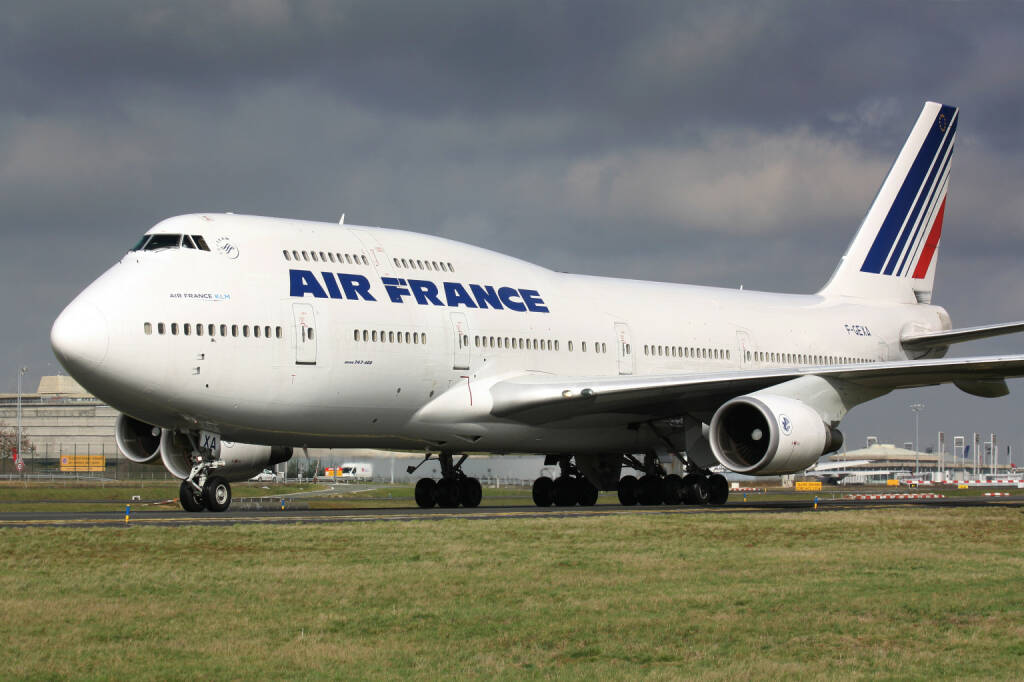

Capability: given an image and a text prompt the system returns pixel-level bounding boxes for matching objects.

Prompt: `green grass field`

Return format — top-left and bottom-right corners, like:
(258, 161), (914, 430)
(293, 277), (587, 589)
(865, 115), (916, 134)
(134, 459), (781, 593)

(1, 506), (1022, 680)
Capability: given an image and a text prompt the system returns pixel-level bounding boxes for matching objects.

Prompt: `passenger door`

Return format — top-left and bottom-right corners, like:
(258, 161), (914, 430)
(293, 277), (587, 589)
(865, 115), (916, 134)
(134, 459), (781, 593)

(450, 312), (470, 371)
(293, 303), (317, 365)
(614, 322), (633, 375)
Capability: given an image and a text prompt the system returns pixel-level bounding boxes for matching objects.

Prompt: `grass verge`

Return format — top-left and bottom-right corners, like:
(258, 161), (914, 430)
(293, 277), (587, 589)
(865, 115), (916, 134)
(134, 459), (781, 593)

(1, 507), (1022, 679)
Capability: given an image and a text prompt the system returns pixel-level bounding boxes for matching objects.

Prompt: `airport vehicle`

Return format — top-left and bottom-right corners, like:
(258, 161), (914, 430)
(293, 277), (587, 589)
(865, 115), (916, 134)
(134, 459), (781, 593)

(51, 101), (1024, 512)
(339, 463), (373, 481)
(250, 469), (276, 482)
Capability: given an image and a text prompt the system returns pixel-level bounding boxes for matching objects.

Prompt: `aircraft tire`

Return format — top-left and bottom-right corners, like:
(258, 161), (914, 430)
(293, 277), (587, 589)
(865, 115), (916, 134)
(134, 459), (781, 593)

(531, 477), (554, 507)
(682, 474), (709, 505)
(637, 474), (663, 505)
(553, 476), (579, 506)
(707, 474), (729, 506)
(435, 478), (461, 508)
(662, 474), (685, 505)
(461, 477), (483, 508)
(179, 480), (205, 512)
(204, 476), (232, 512)
(414, 478), (437, 508)
(617, 475), (638, 506)
(578, 478), (599, 506)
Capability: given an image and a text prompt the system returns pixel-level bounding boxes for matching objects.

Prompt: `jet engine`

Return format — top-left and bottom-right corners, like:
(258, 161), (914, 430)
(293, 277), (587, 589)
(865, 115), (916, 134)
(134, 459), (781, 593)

(708, 394), (843, 475)
(114, 414), (162, 464)
(159, 429), (293, 481)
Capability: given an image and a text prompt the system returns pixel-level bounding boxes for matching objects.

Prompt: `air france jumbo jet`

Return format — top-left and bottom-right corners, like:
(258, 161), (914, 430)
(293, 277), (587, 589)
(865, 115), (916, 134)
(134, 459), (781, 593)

(51, 102), (1024, 513)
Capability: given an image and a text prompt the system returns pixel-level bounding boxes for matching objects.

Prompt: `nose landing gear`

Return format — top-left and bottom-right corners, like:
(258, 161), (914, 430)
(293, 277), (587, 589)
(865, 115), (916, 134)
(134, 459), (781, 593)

(177, 432), (232, 513)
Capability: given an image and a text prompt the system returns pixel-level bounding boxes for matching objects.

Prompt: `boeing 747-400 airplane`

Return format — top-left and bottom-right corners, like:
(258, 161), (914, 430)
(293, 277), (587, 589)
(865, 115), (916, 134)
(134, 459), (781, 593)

(51, 101), (1024, 512)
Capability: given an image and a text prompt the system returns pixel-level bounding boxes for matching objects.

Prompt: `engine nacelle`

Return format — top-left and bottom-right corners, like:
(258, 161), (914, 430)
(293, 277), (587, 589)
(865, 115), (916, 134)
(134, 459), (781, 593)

(115, 414), (162, 464)
(159, 430), (293, 481)
(709, 394), (843, 475)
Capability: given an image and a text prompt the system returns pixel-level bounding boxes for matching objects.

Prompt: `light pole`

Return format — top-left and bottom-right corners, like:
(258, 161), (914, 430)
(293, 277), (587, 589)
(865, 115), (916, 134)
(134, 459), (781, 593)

(910, 403), (924, 475)
(17, 367), (28, 473)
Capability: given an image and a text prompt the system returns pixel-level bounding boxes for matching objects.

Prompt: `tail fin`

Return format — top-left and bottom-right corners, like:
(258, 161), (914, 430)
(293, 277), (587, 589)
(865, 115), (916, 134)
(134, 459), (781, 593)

(819, 101), (957, 303)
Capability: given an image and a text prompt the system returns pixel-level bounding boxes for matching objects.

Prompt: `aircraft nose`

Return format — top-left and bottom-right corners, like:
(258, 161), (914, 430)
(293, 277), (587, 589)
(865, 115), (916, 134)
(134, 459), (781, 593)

(51, 299), (110, 372)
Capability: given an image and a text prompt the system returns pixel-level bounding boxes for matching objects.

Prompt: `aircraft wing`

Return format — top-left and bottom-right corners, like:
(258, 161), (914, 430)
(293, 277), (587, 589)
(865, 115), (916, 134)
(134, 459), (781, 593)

(901, 321), (1024, 351)
(489, 354), (1024, 423)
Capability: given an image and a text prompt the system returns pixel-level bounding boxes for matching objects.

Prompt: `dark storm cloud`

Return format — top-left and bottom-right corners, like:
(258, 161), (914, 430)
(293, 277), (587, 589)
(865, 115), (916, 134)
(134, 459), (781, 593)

(2, 0), (1024, 451)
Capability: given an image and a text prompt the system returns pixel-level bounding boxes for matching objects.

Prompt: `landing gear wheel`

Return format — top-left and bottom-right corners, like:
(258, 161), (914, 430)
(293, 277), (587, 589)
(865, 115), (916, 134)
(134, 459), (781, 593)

(578, 478), (599, 506)
(682, 473), (709, 505)
(707, 474), (729, 506)
(414, 478), (437, 509)
(435, 478), (461, 508)
(532, 477), (554, 507)
(553, 476), (579, 506)
(179, 480), (205, 512)
(637, 474), (664, 505)
(662, 474), (685, 505)
(461, 477), (482, 508)
(203, 476), (231, 512)
(617, 475), (638, 506)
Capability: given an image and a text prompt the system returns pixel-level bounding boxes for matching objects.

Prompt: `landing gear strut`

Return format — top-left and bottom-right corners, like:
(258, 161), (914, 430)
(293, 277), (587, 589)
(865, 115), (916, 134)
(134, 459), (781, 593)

(411, 452), (482, 509)
(531, 456), (598, 507)
(177, 433), (231, 513)
(615, 452), (729, 507)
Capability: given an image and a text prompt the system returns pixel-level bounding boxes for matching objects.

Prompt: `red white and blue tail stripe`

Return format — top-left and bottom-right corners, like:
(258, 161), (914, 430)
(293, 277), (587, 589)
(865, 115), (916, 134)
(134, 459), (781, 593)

(821, 102), (957, 303)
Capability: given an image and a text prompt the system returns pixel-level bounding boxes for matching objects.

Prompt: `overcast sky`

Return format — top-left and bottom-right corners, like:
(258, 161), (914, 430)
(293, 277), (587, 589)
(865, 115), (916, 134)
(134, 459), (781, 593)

(2, 1), (1024, 461)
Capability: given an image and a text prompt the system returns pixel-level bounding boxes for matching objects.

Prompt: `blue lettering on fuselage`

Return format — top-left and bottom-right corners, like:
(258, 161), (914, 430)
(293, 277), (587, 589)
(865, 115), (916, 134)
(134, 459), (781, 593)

(289, 269), (548, 313)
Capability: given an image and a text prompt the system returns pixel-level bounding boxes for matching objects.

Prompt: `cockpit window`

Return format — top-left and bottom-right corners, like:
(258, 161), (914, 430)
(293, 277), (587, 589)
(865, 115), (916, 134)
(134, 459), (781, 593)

(142, 234), (183, 251)
(131, 233), (213, 252)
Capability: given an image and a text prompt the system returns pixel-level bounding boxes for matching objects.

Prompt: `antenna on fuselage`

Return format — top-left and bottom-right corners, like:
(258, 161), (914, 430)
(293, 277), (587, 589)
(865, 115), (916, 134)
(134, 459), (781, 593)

(338, 214), (346, 225)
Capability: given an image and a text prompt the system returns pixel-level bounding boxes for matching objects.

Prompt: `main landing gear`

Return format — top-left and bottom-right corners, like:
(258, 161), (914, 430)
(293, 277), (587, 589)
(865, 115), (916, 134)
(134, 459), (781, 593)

(616, 455), (729, 507)
(177, 434), (232, 513)
(410, 452), (482, 509)
(531, 456), (599, 507)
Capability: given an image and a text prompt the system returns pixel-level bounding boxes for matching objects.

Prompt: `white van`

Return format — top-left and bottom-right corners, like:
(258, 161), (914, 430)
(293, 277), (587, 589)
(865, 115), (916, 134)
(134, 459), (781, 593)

(339, 463), (373, 481)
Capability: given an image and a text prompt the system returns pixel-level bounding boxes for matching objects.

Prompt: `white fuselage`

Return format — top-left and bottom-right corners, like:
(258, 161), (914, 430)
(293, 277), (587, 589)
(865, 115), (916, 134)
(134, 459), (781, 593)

(54, 213), (950, 455)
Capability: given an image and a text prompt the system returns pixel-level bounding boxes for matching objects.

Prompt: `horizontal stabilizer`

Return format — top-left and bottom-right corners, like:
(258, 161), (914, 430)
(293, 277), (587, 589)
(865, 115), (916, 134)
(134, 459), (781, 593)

(901, 320), (1024, 350)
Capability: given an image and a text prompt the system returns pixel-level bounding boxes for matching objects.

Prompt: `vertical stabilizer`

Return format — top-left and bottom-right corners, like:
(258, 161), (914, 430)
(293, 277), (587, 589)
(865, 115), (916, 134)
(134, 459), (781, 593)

(819, 101), (957, 303)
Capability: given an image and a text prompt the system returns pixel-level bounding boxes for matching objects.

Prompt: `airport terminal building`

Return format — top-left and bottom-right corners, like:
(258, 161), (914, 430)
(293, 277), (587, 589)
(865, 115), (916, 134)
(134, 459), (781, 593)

(0, 375), (121, 474)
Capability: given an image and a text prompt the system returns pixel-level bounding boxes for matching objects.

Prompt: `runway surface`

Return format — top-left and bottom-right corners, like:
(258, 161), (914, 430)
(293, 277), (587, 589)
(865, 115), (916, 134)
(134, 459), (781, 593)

(1, 494), (1021, 528)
